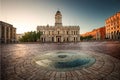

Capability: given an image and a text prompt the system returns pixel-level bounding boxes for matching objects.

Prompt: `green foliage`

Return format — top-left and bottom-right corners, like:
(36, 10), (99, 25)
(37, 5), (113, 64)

(80, 35), (93, 41)
(19, 31), (42, 42)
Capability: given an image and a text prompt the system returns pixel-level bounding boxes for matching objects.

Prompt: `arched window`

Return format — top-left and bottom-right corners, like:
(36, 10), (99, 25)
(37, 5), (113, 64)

(67, 31), (69, 35)
(49, 31), (50, 35)
(52, 31), (54, 35)
(74, 37), (75, 41)
(52, 37), (54, 42)
(58, 31), (59, 34)
(67, 37), (69, 42)
(74, 31), (75, 35)
(41, 38), (43, 42)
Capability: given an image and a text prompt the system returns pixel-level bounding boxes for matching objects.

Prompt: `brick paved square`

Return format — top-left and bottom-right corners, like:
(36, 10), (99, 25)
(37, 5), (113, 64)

(1, 42), (120, 80)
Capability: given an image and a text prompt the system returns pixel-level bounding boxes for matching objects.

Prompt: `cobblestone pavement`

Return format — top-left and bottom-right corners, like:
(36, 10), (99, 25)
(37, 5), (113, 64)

(1, 41), (120, 80)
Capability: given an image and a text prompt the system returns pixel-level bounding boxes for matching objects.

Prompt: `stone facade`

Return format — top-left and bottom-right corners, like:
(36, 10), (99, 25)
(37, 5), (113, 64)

(0, 21), (16, 43)
(37, 11), (80, 42)
(105, 12), (120, 40)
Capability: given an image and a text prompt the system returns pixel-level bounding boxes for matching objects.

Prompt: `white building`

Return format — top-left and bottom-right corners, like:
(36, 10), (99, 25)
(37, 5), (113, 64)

(37, 11), (80, 42)
(16, 34), (24, 42)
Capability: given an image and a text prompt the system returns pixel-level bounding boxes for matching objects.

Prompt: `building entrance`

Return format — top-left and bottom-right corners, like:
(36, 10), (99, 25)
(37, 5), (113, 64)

(56, 36), (61, 42)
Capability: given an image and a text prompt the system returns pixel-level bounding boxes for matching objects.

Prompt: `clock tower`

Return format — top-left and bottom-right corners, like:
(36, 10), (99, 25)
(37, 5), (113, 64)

(55, 10), (62, 27)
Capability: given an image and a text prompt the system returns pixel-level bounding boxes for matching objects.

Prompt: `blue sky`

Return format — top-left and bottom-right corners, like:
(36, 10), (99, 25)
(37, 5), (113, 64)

(1, 0), (120, 34)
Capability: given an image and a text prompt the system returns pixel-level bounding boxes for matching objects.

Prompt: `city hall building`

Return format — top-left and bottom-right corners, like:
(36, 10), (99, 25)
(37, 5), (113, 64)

(37, 11), (80, 42)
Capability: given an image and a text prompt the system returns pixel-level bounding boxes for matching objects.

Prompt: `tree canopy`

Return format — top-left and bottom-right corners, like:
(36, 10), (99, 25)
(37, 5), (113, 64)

(19, 31), (42, 42)
(80, 35), (93, 41)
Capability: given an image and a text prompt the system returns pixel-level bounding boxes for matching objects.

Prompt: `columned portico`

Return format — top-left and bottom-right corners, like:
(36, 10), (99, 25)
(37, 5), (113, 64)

(0, 21), (16, 43)
(0, 25), (1, 43)
(4, 26), (7, 43)
(8, 27), (11, 43)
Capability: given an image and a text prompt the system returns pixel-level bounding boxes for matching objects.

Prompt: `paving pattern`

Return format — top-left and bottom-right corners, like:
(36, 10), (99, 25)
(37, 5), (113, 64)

(1, 42), (120, 80)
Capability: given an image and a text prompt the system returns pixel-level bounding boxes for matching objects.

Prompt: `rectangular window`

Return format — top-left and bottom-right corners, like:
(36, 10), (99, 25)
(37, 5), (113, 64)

(52, 31), (54, 35)
(49, 31), (50, 35)
(67, 31), (69, 35)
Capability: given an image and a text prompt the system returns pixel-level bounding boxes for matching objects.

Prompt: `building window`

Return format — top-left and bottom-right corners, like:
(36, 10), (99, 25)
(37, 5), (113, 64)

(63, 38), (65, 41)
(49, 31), (50, 35)
(72, 31), (73, 35)
(67, 31), (69, 35)
(67, 37), (69, 41)
(74, 31), (75, 35)
(52, 37), (54, 42)
(117, 26), (119, 28)
(58, 31), (59, 34)
(52, 31), (54, 35)
(74, 37), (75, 41)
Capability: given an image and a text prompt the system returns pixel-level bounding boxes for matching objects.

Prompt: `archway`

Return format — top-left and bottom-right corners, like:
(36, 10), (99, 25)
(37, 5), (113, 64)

(52, 37), (54, 42)
(56, 36), (61, 42)
(58, 38), (60, 42)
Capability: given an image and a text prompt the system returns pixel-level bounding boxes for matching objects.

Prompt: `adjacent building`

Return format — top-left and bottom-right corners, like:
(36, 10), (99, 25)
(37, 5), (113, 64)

(81, 29), (96, 39)
(0, 21), (16, 43)
(105, 12), (120, 40)
(96, 27), (106, 40)
(81, 26), (106, 40)
(37, 11), (80, 42)
(16, 34), (24, 42)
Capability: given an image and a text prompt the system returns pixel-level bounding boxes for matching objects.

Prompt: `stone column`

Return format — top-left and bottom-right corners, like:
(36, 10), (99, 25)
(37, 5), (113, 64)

(14, 28), (16, 42)
(54, 36), (56, 42)
(77, 35), (80, 42)
(113, 32), (116, 40)
(12, 28), (16, 42)
(0, 25), (1, 43)
(69, 36), (72, 42)
(11, 28), (13, 42)
(110, 32), (112, 39)
(108, 33), (110, 39)
(4, 26), (7, 43)
(10, 28), (12, 42)
(61, 36), (63, 42)
(77, 29), (80, 41)
(43, 37), (45, 42)
(8, 27), (10, 43)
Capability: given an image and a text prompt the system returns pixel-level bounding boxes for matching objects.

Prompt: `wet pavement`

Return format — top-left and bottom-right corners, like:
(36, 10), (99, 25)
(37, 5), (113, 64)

(1, 41), (120, 80)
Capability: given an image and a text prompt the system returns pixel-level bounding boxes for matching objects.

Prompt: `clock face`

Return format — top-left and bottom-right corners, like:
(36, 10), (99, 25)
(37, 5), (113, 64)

(56, 16), (61, 19)
(56, 16), (62, 23)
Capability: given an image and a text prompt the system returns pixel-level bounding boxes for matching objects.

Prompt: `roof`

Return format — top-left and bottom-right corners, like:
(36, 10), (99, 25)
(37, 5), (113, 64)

(55, 10), (62, 16)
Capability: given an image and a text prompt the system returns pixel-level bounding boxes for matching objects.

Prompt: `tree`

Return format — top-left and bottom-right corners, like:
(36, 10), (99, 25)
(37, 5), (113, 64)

(37, 31), (42, 40)
(80, 35), (93, 41)
(19, 31), (42, 42)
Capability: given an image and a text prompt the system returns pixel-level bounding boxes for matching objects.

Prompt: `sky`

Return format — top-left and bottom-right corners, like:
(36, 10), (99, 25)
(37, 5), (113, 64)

(0, 0), (120, 34)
